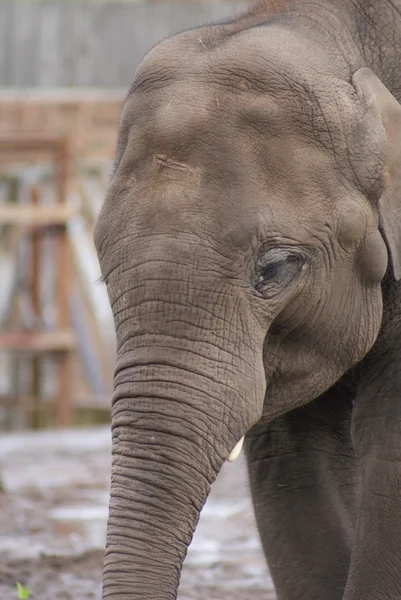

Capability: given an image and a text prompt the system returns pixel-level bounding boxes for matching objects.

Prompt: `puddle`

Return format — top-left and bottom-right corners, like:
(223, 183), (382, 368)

(0, 427), (274, 599)
(50, 504), (108, 548)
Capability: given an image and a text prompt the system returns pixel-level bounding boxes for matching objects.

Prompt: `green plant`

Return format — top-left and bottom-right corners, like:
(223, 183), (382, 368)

(16, 583), (30, 599)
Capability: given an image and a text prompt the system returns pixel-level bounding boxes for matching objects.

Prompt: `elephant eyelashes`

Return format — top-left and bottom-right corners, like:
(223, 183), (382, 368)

(255, 250), (304, 293)
(97, 273), (108, 286)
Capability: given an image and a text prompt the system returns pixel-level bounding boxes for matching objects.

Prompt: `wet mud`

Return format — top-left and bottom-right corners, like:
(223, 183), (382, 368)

(0, 428), (275, 599)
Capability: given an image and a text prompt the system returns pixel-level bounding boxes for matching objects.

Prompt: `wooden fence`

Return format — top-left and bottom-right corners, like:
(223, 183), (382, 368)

(0, 0), (246, 88)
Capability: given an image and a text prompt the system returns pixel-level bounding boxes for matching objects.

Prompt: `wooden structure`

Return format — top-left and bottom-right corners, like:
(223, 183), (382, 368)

(0, 134), (76, 427)
(0, 89), (124, 165)
(0, 92), (120, 431)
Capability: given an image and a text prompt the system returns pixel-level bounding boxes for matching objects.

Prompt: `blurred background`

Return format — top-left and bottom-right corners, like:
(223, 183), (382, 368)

(0, 1), (273, 599)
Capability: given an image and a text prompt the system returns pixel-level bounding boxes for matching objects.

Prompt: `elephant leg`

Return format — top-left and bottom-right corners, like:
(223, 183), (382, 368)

(246, 388), (356, 600)
(343, 356), (401, 600)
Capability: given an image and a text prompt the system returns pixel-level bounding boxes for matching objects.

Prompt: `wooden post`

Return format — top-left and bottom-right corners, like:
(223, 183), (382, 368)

(30, 185), (42, 429)
(55, 139), (74, 427)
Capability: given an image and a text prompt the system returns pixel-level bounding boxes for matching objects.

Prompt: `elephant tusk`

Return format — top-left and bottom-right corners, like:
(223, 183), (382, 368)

(227, 436), (245, 462)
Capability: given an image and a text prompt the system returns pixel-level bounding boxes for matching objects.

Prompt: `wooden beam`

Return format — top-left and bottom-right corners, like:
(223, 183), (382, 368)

(0, 134), (68, 151)
(0, 394), (110, 409)
(0, 205), (74, 226)
(0, 330), (76, 352)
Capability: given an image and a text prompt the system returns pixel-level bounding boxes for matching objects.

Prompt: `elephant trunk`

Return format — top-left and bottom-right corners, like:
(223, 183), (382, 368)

(100, 243), (267, 598)
(102, 353), (243, 599)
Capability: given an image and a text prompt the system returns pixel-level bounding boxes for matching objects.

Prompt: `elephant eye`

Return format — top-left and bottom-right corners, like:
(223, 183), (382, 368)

(255, 250), (304, 293)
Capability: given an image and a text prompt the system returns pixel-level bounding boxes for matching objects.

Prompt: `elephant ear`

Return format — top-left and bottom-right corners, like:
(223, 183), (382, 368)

(352, 67), (401, 280)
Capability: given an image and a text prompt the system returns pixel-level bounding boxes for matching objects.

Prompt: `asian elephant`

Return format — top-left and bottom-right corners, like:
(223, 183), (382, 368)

(94, 0), (401, 598)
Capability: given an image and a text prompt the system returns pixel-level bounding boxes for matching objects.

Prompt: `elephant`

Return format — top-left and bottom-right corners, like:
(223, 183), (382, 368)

(94, 0), (401, 598)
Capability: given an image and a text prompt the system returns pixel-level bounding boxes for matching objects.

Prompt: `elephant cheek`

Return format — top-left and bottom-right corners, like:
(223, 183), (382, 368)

(358, 230), (388, 284)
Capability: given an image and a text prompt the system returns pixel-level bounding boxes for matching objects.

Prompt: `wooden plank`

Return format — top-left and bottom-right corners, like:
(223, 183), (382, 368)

(0, 330), (76, 352)
(5, 2), (16, 87)
(0, 4), (10, 86)
(72, 3), (96, 87)
(0, 133), (67, 150)
(0, 394), (110, 408)
(72, 394), (111, 408)
(0, 205), (75, 226)
(13, 2), (38, 87)
(38, 2), (60, 87)
(95, 4), (124, 87)
(58, 2), (75, 87)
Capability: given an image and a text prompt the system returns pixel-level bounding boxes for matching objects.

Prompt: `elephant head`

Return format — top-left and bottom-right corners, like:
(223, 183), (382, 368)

(94, 23), (401, 600)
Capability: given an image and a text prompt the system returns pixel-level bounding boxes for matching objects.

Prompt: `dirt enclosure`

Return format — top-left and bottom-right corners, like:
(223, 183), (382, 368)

(0, 427), (275, 599)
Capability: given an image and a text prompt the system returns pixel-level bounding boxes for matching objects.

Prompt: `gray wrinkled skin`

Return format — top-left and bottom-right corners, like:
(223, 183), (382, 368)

(95, 1), (401, 598)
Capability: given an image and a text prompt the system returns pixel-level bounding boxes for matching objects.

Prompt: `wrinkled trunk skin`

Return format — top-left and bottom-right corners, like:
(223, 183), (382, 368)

(102, 261), (266, 599)
(103, 384), (224, 599)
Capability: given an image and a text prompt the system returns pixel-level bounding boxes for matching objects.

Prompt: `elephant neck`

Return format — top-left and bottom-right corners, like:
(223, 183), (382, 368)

(380, 273), (401, 338)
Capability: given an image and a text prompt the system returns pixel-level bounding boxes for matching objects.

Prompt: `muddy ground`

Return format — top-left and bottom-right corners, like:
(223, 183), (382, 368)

(0, 427), (275, 599)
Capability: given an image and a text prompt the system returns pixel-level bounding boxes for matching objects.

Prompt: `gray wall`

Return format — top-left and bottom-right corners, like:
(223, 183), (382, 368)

(0, 1), (246, 87)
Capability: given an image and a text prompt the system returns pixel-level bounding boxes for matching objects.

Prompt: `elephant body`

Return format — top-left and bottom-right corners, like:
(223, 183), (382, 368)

(95, 1), (401, 598)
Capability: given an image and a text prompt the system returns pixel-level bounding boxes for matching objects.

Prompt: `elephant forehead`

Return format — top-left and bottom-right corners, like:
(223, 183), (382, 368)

(151, 85), (218, 136)
(133, 22), (318, 92)
(128, 25), (311, 120)
(124, 31), (353, 171)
